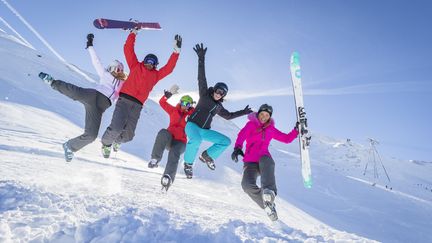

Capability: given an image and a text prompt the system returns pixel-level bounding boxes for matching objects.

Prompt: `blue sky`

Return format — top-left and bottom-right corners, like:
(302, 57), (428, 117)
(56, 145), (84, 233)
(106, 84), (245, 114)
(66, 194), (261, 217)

(1, 0), (431, 160)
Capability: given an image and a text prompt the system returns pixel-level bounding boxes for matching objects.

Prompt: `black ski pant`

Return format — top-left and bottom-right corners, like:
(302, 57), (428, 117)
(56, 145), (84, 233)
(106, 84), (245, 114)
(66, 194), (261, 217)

(51, 80), (111, 152)
(101, 97), (142, 146)
(151, 129), (186, 182)
(241, 156), (277, 209)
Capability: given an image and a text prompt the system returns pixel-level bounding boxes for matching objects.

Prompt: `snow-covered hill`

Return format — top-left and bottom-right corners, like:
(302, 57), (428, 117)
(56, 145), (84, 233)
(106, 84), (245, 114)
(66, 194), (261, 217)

(1, 33), (431, 242)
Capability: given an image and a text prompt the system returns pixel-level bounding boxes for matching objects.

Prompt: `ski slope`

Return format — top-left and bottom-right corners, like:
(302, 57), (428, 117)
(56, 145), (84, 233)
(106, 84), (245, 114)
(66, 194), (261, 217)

(1, 32), (431, 242)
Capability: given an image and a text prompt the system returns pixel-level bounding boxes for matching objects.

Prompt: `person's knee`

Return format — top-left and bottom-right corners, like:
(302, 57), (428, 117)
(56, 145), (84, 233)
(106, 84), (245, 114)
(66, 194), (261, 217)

(241, 179), (254, 193)
(221, 136), (231, 146)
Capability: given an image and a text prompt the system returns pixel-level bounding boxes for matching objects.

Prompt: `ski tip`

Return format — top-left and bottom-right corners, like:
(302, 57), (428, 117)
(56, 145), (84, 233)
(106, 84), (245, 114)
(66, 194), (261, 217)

(303, 179), (312, 189)
(93, 18), (108, 29)
(291, 51), (300, 64)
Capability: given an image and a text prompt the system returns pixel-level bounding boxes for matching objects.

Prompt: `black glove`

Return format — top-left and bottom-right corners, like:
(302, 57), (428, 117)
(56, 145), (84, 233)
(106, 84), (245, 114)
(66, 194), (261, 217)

(243, 105), (253, 114)
(295, 121), (300, 132)
(231, 147), (244, 162)
(86, 33), (94, 49)
(175, 34), (182, 49)
(164, 90), (173, 99)
(193, 43), (207, 59)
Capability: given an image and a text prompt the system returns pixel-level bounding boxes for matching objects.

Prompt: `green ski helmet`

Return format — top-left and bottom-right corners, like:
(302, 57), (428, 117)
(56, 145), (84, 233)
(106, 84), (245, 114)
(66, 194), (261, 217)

(180, 95), (194, 107)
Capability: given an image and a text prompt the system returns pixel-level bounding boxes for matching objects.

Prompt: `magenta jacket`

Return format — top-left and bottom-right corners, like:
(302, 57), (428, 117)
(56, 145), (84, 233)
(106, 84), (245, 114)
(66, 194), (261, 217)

(234, 112), (299, 163)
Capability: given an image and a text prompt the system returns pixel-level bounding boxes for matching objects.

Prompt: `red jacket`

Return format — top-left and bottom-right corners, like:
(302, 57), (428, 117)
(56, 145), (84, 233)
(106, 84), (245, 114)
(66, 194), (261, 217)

(159, 95), (195, 143)
(120, 33), (180, 104)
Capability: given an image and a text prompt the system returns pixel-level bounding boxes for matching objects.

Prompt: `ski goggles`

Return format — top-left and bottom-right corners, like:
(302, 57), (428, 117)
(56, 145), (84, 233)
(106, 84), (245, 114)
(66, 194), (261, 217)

(144, 58), (158, 66)
(180, 101), (192, 108)
(214, 88), (226, 96)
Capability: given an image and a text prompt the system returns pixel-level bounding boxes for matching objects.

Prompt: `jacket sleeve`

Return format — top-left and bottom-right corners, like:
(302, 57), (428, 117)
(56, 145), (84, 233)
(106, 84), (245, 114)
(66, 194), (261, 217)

(217, 106), (248, 120)
(235, 121), (254, 149)
(272, 127), (299, 144)
(159, 95), (176, 114)
(197, 57), (208, 97)
(156, 52), (180, 81)
(87, 46), (105, 78)
(124, 33), (140, 69)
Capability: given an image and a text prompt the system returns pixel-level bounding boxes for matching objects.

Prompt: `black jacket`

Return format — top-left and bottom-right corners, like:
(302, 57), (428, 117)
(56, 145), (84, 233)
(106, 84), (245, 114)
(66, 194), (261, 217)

(188, 57), (247, 129)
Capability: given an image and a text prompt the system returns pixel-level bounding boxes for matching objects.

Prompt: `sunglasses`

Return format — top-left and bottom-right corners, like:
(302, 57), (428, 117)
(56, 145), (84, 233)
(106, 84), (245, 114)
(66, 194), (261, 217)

(181, 101), (192, 108)
(214, 88), (226, 96)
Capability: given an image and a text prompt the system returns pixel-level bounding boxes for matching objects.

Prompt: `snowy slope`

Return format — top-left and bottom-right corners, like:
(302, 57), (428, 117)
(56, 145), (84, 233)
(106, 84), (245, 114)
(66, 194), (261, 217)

(1, 33), (431, 242)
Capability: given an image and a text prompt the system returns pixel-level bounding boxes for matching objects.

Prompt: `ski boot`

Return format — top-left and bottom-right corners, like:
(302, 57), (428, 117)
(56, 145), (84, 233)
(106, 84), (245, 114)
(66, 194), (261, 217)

(262, 188), (278, 221)
(38, 72), (54, 85)
(113, 142), (121, 152)
(183, 163), (193, 179)
(62, 142), (74, 162)
(199, 150), (216, 170)
(101, 144), (111, 158)
(161, 174), (172, 191)
(148, 158), (159, 168)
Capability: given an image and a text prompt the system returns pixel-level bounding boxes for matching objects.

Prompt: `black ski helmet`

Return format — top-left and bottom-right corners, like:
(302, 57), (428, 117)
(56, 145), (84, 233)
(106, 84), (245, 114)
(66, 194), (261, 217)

(258, 104), (273, 117)
(143, 54), (159, 66)
(213, 82), (228, 96)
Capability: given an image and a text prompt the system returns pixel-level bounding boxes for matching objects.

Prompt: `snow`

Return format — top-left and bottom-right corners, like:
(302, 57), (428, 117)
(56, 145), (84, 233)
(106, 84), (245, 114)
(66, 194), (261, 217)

(1, 32), (431, 242)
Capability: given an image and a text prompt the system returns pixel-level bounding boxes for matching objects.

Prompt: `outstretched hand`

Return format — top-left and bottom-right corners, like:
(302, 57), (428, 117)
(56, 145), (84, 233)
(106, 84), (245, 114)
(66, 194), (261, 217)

(174, 34), (182, 53)
(193, 43), (207, 59)
(243, 105), (253, 114)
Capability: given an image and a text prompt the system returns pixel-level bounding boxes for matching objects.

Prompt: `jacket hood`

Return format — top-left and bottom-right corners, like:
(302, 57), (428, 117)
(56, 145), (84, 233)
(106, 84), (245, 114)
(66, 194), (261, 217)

(248, 112), (275, 126)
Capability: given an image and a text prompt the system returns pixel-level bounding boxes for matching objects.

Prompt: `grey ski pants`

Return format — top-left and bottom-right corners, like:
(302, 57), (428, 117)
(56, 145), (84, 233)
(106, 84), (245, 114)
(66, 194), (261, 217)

(151, 129), (186, 182)
(51, 80), (111, 152)
(241, 156), (277, 209)
(101, 97), (142, 146)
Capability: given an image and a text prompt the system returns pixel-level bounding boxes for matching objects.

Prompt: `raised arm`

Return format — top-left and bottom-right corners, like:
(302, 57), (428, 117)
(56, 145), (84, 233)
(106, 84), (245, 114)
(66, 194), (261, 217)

(193, 43), (208, 97)
(124, 32), (140, 69)
(85, 34), (104, 78)
(87, 46), (105, 78)
(156, 34), (182, 81)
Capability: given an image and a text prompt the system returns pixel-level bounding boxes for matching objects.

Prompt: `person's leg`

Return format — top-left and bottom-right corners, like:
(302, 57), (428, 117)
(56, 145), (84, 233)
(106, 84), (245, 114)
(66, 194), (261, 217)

(183, 122), (203, 165)
(259, 156), (277, 195)
(114, 101), (142, 144)
(150, 129), (172, 161)
(51, 80), (89, 102)
(241, 162), (264, 209)
(101, 97), (131, 146)
(163, 140), (186, 182)
(68, 91), (111, 151)
(200, 129), (231, 160)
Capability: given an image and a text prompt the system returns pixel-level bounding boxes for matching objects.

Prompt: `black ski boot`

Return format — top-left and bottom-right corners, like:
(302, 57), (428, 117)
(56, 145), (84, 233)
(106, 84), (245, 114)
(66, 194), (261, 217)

(183, 163), (193, 179)
(199, 150), (216, 170)
(161, 174), (172, 191)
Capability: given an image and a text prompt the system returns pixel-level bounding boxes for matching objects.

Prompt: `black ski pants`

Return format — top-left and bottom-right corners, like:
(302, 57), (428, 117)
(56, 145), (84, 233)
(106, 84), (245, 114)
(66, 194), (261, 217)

(241, 156), (277, 209)
(151, 129), (186, 182)
(51, 80), (110, 152)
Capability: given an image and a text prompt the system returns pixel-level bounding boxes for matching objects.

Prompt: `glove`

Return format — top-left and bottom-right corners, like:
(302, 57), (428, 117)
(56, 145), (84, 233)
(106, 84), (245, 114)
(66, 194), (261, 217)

(242, 105), (253, 114)
(164, 90), (173, 99)
(193, 43), (207, 59)
(295, 121), (300, 132)
(231, 147), (244, 162)
(86, 33), (94, 49)
(130, 27), (141, 35)
(169, 84), (179, 95)
(174, 34), (182, 53)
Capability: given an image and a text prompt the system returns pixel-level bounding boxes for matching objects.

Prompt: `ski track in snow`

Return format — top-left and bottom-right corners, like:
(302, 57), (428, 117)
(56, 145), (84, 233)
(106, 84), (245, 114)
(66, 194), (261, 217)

(0, 102), (371, 242)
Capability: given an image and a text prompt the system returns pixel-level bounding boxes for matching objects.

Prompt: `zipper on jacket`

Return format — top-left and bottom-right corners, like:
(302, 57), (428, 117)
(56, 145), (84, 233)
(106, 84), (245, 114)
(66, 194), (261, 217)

(202, 104), (218, 128)
(108, 77), (120, 99)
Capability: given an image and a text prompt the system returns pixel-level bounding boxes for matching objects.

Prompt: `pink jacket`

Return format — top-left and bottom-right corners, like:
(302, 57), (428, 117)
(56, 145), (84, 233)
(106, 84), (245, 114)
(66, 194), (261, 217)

(234, 112), (299, 163)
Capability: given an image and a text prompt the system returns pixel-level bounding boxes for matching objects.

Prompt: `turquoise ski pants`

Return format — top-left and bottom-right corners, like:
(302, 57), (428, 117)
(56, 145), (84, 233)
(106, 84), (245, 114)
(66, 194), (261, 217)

(184, 122), (231, 165)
